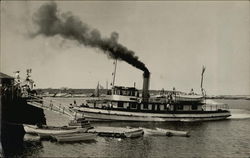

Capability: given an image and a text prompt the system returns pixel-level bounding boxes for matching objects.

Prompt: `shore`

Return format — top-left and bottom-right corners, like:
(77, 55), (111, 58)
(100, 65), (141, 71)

(35, 88), (250, 100)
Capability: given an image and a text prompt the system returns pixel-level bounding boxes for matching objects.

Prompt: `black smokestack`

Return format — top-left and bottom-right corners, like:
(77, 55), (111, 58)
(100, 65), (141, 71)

(142, 72), (150, 103)
(31, 2), (149, 74)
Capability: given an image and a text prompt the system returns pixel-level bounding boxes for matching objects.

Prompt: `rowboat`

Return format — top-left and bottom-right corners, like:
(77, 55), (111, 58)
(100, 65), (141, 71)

(143, 127), (189, 137)
(53, 133), (97, 142)
(156, 128), (189, 137)
(174, 94), (204, 104)
(123, 129), (144, 138)
(24, 124), (88, 138)
(68, 118), (93, 129)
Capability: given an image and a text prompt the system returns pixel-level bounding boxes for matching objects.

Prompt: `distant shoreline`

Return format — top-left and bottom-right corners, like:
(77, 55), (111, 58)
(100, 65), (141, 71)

(35, 88), (250, 100)
(205, 95), (250, 100)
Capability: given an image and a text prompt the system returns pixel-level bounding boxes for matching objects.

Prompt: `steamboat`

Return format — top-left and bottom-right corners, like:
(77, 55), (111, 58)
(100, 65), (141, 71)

(74, 63), (231, 122)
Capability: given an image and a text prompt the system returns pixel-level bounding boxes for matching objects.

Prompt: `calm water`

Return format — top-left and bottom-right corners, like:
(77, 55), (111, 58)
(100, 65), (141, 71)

(22, 99), (250, 157)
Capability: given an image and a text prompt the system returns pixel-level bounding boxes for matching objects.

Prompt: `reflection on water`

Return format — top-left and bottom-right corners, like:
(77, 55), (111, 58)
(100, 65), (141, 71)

(22, 141), (43, 157)
(7, 136), (43, 158)
(17, 99), (250, 157)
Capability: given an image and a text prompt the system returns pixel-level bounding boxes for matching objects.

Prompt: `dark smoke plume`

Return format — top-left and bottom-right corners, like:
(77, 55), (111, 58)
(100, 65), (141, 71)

(31, 2), (149, 76)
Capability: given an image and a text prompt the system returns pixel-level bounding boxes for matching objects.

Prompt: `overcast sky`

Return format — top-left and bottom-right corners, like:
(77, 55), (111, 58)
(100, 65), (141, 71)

(1, 1), (249, 95)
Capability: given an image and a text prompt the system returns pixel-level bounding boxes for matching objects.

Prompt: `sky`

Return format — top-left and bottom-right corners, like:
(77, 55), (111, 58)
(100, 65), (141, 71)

(1, 1), (249, 95)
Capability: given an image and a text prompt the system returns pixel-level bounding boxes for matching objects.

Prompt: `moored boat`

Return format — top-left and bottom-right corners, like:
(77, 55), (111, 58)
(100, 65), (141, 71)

(156, 128), (189, 137)
(143, 128), (189, 137)
(24, 124), (88, 138)
(123, 129), (144, 138)
(68, 118), (93, 129)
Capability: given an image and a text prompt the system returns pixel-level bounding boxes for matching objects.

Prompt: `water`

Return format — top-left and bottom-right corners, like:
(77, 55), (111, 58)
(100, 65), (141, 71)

(22, 99), (250, 157)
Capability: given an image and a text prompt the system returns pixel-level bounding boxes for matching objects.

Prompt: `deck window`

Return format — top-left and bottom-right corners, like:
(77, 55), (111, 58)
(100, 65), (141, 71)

(156, 104), (160, 111)
(164, 104), (170, 110)
(122, 90), (127, 96)
(177, 105), (183, 110)
(143, 103), (148, 109)
(192, 105), (198, 110)
(130, 102), (137, 109)
(107, 90), (111, 95)
(117, 101), (124, 108)
(131, 91), (135, 96)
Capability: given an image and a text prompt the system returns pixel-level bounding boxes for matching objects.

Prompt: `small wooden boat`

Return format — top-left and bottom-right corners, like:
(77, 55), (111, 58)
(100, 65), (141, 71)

(174, 95), (204, 104)
(53, 133), (97, 142)
(123, 129), (144, 138)
(68, 118), (93, 129)
(156, 128), (190, 137)
(24, 124), (88, 138)
(143, 128), (189, 137)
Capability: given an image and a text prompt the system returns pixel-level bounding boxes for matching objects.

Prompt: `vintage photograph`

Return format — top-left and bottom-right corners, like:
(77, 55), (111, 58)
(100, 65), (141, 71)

(1, 1), (250, 157)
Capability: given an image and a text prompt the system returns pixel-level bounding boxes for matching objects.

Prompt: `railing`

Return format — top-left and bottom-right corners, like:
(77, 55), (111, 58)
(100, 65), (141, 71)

(27, 95), (84, 119)
(202, 103), (229, 111)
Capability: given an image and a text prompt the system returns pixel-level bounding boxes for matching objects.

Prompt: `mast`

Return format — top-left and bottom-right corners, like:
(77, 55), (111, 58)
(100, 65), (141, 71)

(112, 59), (117, 89)
(94, 81), (100, 97)
(97, 81), (100, 97)
(201, 65), (206, 95)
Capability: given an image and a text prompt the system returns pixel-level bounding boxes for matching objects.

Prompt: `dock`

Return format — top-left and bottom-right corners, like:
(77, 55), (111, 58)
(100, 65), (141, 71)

(87, 126), (144, 138)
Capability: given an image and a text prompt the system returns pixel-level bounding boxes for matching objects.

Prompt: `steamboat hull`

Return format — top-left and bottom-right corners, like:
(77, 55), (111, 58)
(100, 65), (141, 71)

(76, 107), (231, 122)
